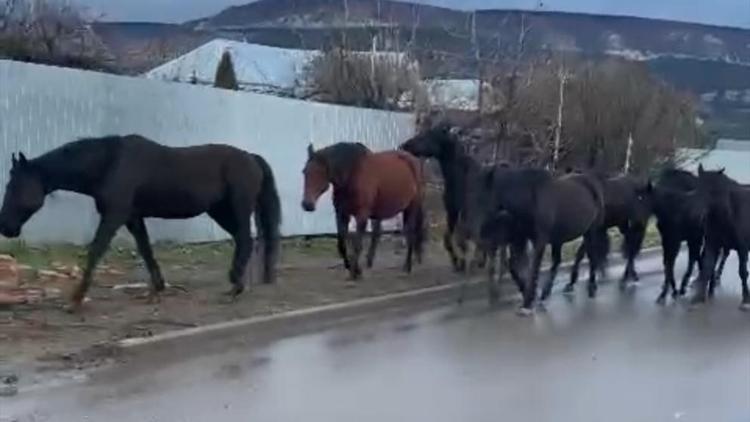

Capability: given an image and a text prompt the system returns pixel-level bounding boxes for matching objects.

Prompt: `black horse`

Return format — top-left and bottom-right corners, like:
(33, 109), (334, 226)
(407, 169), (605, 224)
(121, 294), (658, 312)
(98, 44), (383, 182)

(399, 124), (488, 272)
(690, 166), (750, 310)
(569, 174), (651, 285)
(0, 135), (281, 312)
(649, 168), (722, 303)
(481, 167), (609, 314)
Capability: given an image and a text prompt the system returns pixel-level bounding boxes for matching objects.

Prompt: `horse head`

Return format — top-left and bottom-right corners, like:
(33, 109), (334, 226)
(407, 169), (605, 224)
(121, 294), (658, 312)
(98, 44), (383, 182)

(399, 122), (458, 159)
(301, 143), (330, 212)
(695, 164), (735, 223)
(0, 152), (46, 238)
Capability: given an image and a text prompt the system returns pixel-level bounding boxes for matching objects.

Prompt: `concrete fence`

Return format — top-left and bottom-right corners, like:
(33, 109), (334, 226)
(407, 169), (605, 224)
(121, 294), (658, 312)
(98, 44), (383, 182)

(0, 60), (415, 244)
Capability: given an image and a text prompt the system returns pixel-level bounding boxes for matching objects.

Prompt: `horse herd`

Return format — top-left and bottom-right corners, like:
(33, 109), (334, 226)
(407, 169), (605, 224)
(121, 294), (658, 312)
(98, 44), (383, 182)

(0, 128), (747, 316)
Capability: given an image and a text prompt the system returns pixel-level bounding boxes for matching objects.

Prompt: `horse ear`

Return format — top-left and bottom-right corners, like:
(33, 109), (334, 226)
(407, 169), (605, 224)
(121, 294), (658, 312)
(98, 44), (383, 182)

(307, 143), (315, 159)
(18, 152), (27, 165)
(718, 167), (725, 175)
(11, 153), (17, 168)
(697, 164), (704, 175)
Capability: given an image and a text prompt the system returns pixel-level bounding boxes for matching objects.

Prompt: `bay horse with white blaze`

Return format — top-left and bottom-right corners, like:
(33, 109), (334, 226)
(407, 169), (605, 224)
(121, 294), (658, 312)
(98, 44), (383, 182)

(0, 135), (281, 312)
(302, 143), (425, 280)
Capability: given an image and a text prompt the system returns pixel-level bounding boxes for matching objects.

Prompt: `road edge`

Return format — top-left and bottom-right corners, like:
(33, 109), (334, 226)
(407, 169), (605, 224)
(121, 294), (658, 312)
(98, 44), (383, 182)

(117, 247), (663, 350)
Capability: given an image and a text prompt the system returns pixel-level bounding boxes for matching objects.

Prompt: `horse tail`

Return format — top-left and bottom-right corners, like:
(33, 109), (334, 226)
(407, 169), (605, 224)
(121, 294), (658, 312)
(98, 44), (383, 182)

(575, 174), (606, 226)
(253, 154), (282, 284)
(397, 151), (427, 262)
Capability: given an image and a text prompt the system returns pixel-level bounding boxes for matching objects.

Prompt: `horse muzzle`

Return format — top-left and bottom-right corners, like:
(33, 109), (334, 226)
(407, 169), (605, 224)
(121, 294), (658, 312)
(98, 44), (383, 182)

(301, 200), (316, 212)
(0, 223), (20, 238)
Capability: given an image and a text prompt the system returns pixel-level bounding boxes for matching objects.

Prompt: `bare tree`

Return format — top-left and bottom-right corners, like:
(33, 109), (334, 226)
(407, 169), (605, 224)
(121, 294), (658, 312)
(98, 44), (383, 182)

(302, 45), (426, 111)
(0, 0), (109, 69)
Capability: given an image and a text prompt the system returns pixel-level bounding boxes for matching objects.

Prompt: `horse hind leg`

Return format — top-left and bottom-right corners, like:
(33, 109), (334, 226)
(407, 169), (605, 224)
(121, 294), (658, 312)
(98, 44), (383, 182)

(366, 219), (382, 269)
(540, 243), (562, 303)
(737, 248), (749, 311)
(565, 242), (586, 294)
(584, 231), (605, 299)
(349, 218), (368, 280)
(209, 204), (252, 298)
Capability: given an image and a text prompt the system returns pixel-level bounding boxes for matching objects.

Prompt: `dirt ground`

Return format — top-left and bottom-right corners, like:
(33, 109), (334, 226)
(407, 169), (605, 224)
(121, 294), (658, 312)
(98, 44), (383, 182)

(0, 199), (661, 374)
(0, 235), (472, 371)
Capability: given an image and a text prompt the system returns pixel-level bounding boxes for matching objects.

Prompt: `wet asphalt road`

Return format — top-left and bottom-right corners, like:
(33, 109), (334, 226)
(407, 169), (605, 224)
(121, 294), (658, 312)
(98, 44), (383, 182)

(3, 253), (750, 422)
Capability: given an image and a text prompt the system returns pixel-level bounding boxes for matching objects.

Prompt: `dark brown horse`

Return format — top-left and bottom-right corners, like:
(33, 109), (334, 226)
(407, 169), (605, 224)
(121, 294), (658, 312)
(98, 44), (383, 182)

(569, 173), (652, 286)
(399, 124), (487, 272)
(480, 167), (609, 315)
(0, 135), (281, 312)
(302, 143), (425, 280)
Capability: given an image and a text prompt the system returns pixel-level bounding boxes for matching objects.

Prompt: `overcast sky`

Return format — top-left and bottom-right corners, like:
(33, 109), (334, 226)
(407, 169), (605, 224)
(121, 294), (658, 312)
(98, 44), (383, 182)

(79, 0), (750, 29)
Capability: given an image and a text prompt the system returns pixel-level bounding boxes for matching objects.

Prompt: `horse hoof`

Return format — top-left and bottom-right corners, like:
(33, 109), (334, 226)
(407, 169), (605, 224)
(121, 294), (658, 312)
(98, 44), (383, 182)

(146, 293), (162, 305)
(64, 303), (82, 314)
(224, 286), (244, 298)
(739, 303), (750, 312)
(587, 288), (597, 299)
(655, 295), (667, 306)
(537, 302), (548, 312)
(563, 285), (575, 295)
(516, 307), (534, 317)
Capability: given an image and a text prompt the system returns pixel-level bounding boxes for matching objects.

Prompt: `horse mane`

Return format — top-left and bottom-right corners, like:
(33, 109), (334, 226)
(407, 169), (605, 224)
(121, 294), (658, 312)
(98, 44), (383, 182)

(314, 142), (371, 186)
(28, 135), (126, 185)
(657, 168), (697, 191)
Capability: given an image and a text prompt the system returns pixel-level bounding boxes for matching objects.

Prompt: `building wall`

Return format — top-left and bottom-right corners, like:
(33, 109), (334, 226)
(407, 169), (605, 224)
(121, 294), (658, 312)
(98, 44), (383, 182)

(0, 60), (414, 244)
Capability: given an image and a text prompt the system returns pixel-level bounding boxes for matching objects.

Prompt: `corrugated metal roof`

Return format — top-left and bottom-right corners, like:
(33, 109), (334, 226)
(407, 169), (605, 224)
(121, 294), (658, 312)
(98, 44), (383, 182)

(144, 39), (411, 97)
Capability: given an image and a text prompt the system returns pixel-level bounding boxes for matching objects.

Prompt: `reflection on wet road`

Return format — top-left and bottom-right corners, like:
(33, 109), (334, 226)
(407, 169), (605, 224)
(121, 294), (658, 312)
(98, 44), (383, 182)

(4, 254), (750, 422)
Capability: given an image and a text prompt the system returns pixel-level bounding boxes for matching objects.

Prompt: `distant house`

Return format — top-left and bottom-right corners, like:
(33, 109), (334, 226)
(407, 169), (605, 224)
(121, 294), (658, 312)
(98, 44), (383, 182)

(144, 39), (317, 97)
(144, 39), (412, 99)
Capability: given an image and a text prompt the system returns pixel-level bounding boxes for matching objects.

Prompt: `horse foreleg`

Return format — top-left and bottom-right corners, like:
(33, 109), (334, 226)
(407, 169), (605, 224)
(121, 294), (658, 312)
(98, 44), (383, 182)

(509, 239), (528, 295)
(444, 212), (460, 271)
(69, 214), (125, 312)
(737, 248), (749, 311)
(690, 240), (719, 306)
(657, 236), (679, 305)
(679, 237), (701, 297)
(566, 242), (586, 294)
(335, 210), (351, 270)
(711, 247), (729, 293)
(520, 241), (546, 315)
(622, 225), (646, 283)
(348, 218), (367, 280)
(126, 218), (166, 302)
(366, 219), (382, 269)
(486, 241), (502, 305)
(540, 243), (562, 303)
(227, 220), (253, 298)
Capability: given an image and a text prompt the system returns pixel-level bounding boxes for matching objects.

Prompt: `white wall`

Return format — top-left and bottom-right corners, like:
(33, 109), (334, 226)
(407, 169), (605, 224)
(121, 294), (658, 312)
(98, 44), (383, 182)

(0, 60), (415, 244)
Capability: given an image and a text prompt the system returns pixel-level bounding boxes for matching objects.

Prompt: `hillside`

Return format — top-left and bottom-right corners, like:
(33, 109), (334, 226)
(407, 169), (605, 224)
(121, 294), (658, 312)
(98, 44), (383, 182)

(91, 0), (750, 138)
